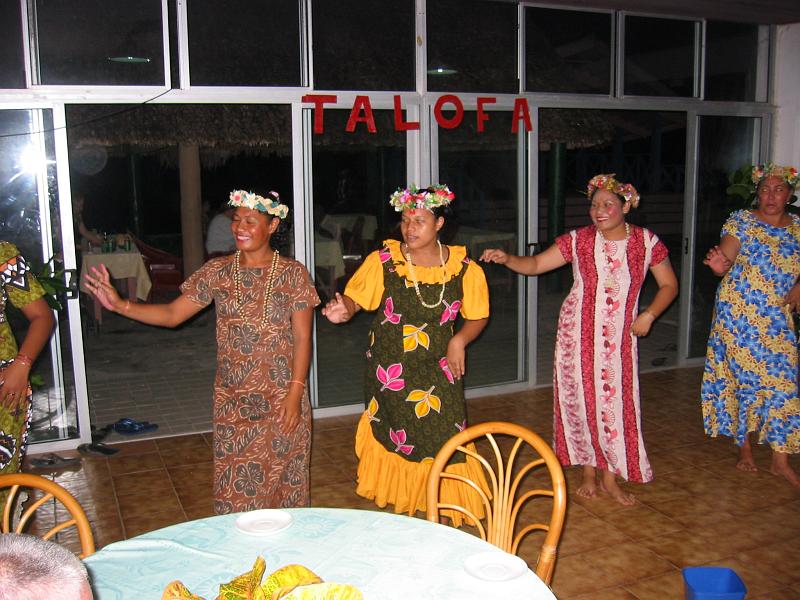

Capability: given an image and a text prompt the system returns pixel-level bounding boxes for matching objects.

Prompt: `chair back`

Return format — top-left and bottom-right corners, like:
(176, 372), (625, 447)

(426, 421), (566, 585)
(131, 235), (184, 297)
(0, 473), (95, 558)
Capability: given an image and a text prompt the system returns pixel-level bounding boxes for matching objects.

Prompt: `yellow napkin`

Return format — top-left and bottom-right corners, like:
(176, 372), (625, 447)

(161, 557), (362, 600)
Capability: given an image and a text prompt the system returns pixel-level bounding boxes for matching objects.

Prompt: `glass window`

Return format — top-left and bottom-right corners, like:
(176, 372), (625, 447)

(536, 109), (686, 383)
(312, 0), (415, 91)
(624, 15), (696, 97)
(34, 0), (165, 86)
(313, 110), (406, 408)
(525, 7), (611, 94)
(439, 112), (521, 387)
(705, 21), (765, 102)
(187, 0), (301, 86)
(690, 116), (760, 357)
(427, 0), (517, 93)
(0, 0), (26, 88)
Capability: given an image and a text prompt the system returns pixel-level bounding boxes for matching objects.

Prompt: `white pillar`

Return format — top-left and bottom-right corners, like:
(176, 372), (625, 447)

(773, 23), (800, 166)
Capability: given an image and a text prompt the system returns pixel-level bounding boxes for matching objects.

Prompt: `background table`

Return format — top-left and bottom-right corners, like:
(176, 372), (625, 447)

(85, 508), (555, 600)
(320, 213), (379, 243)
(453, 226), (516, 259)
(79, 250), (152, 325)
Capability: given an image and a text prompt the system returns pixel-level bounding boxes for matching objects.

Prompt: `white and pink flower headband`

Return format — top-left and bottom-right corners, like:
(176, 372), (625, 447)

(586, 174), (640, 208)
(228, 190), (289, 219)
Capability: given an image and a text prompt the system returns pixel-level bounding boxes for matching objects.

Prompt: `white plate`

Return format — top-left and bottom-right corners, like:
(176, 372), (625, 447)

(463, 551), (528, 582)
(234, 510), (293, 535)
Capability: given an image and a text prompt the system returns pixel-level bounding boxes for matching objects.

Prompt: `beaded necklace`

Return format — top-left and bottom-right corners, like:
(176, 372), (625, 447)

(233, 249), (280, 328)
(403, 240), (446, 309)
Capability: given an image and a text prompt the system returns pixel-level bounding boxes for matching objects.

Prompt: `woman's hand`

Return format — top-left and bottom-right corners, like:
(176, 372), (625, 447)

(321, 293), (352, 323)
(479, 248), (510, 264)
(703, 245), (732, 276)
(446, 336), (466, 380)
(631, 311), (655, 337)
(277, 394), (302, 434)
(785, 281), (800, 313)
(0, 362), (30, 410)
(83, 264), (125, 312)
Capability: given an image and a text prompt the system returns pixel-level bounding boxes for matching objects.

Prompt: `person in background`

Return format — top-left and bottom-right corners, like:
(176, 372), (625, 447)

(322, 185), (490, 524)
(205, 204), (237, 256)
(84, 189), (319, 513)
(0, 534), (93, 600)
(0, 241), (55, 479)
(702, 163), (800, 488)
(481, 174), (678, 506)
(71, 192), (102, 251)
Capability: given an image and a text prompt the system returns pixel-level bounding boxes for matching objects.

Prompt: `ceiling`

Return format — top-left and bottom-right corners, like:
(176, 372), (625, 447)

(508, 0), (800, 24)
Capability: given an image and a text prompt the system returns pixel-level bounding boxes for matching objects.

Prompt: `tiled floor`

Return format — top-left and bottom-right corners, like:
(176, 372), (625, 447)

(24, 367), (800, 599)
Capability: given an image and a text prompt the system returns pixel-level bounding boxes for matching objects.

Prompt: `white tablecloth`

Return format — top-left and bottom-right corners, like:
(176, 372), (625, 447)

(453, 226), (516, 259)
(79, 250), (152, 301)
(315, 234), (346, 280)
(85, 508), (556, 600)
(320, 213), (379, 242)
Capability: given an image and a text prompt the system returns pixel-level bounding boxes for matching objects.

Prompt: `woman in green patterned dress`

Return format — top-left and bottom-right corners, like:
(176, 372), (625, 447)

(322, 185), (490, 524)
(0, 241), (55, 476)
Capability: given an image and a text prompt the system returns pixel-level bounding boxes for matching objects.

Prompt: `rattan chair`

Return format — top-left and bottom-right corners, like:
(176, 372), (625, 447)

(426, 421), (566, 585)
(0, 473), (95, 558)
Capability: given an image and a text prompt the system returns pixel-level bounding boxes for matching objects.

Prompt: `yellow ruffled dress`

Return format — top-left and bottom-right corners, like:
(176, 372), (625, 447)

(345, 239), (490, 525)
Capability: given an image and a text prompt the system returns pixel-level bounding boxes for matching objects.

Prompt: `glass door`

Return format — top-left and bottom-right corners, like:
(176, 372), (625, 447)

(0, 107), (90, 450)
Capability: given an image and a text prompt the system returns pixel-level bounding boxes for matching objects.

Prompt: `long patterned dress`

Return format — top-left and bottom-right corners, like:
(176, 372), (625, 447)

(0, 242), (44, 477)
(553, 225), (668, 483)
(345, 240), (490, 525)
(181, 255), (320, 513)
(701, 210), (800, 453)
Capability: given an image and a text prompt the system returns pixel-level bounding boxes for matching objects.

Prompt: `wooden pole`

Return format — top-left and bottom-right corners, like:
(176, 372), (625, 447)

(179, 143), (204, 277)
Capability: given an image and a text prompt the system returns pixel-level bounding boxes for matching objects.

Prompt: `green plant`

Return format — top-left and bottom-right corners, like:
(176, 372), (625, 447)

(725, 164), (756, 210)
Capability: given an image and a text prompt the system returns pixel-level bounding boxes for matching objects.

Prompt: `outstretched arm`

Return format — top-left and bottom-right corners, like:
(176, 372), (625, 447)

(84, 263), (203, 328)
(446, 317), (488, 380)
(703, 235), (740, 277)
(321, 292), (361, 324)
(480, 244), (567, 276)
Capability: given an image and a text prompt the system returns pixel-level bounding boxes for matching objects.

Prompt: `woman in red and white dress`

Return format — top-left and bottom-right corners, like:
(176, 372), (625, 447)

(481, 174), (678, 505)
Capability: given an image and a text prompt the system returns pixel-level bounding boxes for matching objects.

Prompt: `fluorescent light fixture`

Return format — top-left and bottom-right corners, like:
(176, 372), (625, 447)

(108, 56), (151, 64)
(427, 66), (457, 75)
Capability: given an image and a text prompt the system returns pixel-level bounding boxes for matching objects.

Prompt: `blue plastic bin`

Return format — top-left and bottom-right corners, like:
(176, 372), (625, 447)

(683, 567), (747, 600)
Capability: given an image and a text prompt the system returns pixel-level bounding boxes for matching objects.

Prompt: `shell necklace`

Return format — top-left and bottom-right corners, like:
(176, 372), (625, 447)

(403, 240), (446, 309)
(233, 249), (280, 328)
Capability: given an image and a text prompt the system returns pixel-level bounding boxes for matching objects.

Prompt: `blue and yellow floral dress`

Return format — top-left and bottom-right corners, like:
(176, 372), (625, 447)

(701, 210), (800, 453)
(345, 239), (489, 525)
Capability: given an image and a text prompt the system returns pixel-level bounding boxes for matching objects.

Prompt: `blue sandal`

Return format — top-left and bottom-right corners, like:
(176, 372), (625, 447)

(112, 418), (159, 435)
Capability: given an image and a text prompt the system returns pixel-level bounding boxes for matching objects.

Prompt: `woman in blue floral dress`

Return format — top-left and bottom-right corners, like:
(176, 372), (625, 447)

(701, 163), (800, 488)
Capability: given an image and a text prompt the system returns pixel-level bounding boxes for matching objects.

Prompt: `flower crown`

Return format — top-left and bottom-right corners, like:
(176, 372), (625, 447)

(228, 190), (289, 219)
(389, 184), (455, 213)
(586, 173), (640, 208)
(751, 163), (799, 188)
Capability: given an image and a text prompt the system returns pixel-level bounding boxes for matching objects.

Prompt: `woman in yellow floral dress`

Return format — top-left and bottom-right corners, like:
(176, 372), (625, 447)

(322, 185), (489, 523)
(702, 163), (800, 488)
(85, 190), (319, 512)
(0, 241), (55, 477)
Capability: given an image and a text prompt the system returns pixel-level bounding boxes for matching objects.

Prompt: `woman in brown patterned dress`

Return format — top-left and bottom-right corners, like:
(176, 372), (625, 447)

(84, 190), (319, 513)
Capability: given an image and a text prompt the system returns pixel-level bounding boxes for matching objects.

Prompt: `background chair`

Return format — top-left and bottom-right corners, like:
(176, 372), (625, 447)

(132, 235), (184, 300)
(0, 473), (95, 558)
(426, 421), (566, 585)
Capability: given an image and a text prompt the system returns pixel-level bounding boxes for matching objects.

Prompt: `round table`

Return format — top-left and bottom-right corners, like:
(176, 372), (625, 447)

(85, 507), (556, 599)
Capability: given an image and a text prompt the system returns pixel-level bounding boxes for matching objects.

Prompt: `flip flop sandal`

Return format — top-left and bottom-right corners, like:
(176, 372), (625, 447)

(30, 453), (82, 469)
(78, 443), (119, 456)
(113, 418), (159, 435)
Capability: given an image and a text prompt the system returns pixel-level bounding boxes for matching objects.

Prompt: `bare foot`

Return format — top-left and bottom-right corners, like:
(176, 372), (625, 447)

(736, 435), (758, 472)
(769, 453), (800, 490)
(599, 470), (636, 506)
(735, 458), (758, 472)
(575, 465), (598, 499)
